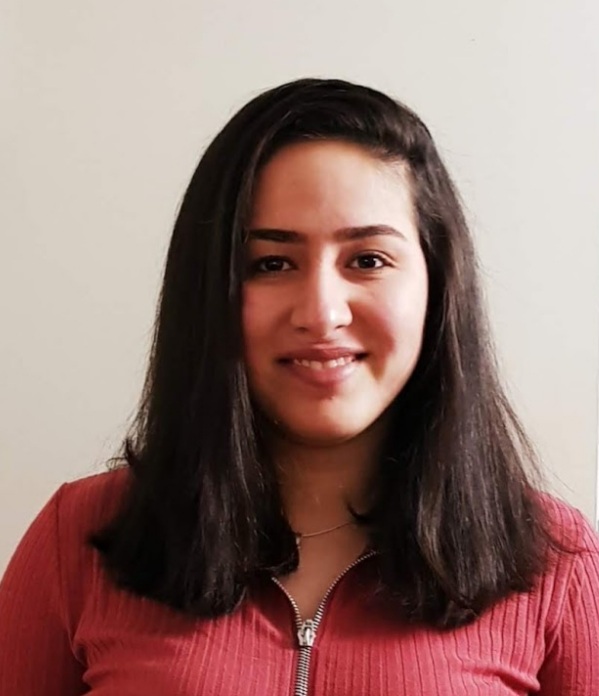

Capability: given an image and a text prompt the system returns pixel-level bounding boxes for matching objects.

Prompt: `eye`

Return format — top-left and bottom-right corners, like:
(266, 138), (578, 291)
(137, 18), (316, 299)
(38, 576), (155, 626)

(249, 255), (293, 274)
(349, 253), (388, 270)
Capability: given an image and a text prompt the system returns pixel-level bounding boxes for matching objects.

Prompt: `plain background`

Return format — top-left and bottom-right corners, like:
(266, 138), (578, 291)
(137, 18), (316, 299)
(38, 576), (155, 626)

(1, 0), (598, 573)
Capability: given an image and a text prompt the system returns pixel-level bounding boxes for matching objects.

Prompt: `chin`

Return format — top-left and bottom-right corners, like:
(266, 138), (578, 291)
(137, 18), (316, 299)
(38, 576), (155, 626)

(283, 430), (361, 448)
(276, 415), (378, 447)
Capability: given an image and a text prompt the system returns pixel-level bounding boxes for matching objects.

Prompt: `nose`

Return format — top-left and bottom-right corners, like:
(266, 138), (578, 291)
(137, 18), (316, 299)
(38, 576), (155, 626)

(290, 265), (352, 337)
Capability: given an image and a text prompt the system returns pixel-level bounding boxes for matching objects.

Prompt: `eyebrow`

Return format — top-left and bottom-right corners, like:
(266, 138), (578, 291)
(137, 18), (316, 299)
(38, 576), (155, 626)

(246, 224), (408, 243)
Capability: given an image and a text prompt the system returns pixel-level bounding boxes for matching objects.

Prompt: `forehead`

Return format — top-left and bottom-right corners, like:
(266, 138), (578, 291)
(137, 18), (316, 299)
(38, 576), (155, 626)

(249, 140), (416, 236)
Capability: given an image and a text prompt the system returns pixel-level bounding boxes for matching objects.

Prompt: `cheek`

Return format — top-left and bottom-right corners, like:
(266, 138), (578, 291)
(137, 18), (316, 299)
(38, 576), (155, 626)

(241, 288), (279, 364)
(241, 290), (261, 355)
(369, 280), (428, 361)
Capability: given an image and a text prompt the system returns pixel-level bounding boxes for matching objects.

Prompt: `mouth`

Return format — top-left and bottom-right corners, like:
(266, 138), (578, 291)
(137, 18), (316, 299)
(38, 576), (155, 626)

(288, 355), (364, 371)
(276, 351), (367, 388)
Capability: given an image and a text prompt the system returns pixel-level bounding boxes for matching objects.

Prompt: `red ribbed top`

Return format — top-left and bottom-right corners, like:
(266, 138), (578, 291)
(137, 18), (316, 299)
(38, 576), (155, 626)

(1, 469), (598, 695)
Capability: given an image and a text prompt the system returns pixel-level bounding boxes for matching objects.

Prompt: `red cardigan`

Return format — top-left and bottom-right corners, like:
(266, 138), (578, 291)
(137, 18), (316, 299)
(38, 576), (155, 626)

(1, 469), (598, 695)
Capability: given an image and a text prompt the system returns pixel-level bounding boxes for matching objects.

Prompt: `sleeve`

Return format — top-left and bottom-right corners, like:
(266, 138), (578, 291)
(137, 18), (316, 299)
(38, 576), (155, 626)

(537, 513), (599, 695)
(0, 487), (86, 696)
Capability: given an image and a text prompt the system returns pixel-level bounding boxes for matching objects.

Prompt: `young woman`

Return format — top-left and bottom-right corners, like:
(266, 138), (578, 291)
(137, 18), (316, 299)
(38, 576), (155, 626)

(1, 78), (598, 695)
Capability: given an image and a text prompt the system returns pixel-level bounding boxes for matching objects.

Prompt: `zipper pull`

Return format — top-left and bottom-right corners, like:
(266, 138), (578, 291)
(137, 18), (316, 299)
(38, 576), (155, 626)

(297, 619), (317, 648)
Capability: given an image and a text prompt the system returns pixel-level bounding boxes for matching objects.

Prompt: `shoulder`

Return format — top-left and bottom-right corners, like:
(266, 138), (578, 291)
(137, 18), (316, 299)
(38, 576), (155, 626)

(532, 492), (599, 632)
(36, 467), (133, 589)
(53, 468), (134, 629)
(5, 467), (131, 566)
(55, 466), (131, 538)
(0, 468), (133, 643)
(537, 492), (599, 554)
(527, 495), (599, 688)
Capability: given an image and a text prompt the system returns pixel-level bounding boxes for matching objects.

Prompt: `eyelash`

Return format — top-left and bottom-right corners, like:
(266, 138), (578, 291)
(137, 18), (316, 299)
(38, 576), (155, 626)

(348, 253), (389, 270)
(249, 256), (293, 275)
(248, 253), (391, 276)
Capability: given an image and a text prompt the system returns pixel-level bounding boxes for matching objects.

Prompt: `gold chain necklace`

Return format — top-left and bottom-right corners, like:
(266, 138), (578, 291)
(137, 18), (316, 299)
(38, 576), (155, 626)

(294, 520), (355, 548)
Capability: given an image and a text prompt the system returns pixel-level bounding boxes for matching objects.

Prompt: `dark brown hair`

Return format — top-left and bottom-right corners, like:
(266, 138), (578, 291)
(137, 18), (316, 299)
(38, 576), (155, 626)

(93, 78), (556, 628)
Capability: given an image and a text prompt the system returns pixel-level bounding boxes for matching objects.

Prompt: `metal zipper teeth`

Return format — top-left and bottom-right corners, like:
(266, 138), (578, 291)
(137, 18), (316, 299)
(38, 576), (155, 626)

(272, 550), (377, 696)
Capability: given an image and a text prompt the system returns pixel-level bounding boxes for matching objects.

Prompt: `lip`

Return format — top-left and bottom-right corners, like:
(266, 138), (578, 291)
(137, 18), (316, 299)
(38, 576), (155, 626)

(277, 346), (366, 389)
(279, 346), (366, 362)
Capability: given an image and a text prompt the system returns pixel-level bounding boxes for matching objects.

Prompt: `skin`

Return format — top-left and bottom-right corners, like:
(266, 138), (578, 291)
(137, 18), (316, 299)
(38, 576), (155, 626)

(243, 139), (428, 451)
(242, 140), (429, 616)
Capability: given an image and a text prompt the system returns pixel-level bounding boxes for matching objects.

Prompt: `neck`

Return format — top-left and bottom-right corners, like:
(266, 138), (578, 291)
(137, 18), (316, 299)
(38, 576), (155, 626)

(269, 421), (386, 536)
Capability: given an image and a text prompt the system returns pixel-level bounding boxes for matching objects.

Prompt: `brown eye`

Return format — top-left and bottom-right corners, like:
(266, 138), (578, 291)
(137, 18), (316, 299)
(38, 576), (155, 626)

(251, 256), (293, 274)
(350, 254), (387, 270)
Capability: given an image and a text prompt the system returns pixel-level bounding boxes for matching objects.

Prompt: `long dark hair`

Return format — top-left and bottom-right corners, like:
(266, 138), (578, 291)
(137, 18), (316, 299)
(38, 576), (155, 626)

(93, 78), (556, 628)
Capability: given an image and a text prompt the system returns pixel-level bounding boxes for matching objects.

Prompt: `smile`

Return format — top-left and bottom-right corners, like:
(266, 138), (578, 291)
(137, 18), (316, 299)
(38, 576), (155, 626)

(279, 352), (366, 390)
(292, 356), (356, 370)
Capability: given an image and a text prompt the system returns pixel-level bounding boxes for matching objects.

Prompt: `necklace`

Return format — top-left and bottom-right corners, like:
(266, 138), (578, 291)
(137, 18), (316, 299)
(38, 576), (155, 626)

(294, 520), (355, 548)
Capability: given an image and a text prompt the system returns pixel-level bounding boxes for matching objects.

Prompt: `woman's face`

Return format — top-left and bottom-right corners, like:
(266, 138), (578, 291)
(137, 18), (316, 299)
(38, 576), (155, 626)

(242, 140), (428, 446)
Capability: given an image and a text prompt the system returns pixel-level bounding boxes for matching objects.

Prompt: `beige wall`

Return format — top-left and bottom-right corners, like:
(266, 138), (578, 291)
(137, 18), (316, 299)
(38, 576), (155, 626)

(2, 0), (598, 572)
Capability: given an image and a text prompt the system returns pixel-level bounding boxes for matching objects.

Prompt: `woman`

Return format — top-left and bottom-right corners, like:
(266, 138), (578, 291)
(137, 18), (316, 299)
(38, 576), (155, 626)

(1, 78), (598, 695)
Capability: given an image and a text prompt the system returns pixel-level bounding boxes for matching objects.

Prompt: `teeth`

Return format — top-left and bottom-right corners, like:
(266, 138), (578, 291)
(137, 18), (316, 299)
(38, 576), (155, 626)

(293, 356), (355, 370)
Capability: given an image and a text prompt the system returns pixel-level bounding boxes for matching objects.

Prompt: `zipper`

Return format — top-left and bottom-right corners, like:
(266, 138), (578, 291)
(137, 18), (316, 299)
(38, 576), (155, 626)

(272, 551), (376, 696)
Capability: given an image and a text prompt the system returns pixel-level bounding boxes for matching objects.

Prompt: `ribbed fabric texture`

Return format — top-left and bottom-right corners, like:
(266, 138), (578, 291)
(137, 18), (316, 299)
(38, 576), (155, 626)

(1, 469), (598, 695)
